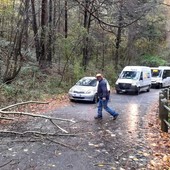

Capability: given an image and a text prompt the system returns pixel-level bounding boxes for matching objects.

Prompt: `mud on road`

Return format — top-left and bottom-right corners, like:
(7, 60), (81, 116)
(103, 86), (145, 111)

(0, 89), (160, 170)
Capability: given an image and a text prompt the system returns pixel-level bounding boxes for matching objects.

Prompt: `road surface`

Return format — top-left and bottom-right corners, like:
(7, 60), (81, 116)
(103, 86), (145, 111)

(0, 89), (160, 170)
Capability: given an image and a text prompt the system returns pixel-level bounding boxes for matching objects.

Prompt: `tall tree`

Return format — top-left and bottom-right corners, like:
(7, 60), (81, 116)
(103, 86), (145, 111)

(65, 0), (68, 38)
(39, 0), (48, 69)
(31, 0), (41, 61)
(47, 0), (53, 67)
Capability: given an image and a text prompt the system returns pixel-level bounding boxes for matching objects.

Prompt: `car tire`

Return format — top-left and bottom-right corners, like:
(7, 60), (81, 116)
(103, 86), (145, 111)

(147, 86), (150, 92)
(93, 94), (98, 103)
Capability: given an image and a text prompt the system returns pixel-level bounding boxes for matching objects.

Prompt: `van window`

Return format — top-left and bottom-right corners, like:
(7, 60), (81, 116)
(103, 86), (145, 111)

(120, 71), (139, 80)
(151, 69), (161, 77)
(144, 71), (151, 78)
(163, 70), (170, 78)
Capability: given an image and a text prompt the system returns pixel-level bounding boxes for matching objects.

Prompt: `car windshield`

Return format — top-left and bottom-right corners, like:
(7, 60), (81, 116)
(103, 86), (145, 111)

(151, 69), (162, 77)
(76, 78), (97, 87)
(120, 71), (140, 80)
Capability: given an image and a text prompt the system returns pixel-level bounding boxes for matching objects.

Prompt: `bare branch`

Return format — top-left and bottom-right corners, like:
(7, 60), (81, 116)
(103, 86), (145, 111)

(74, 0), (153, 29)
(0, 101), (76, 139)
(50, 119), (69, 133)
(0, 117), (15, 121)
(0, 160), (13, 169)
(159, 2), (170, 7)
(0, 110), (75, 123)
(1, 101), (49, 111)
(0, 130), (81, 137)
(46, 137), (77, 150)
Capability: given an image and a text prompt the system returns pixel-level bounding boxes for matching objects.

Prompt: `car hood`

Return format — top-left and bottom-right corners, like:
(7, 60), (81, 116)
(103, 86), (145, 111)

(70, 85), (97, 92)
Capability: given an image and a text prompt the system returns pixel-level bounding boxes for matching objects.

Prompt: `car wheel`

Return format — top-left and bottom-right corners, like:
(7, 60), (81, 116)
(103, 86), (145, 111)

(147, 86), (150, 92)
(93, 94), (98, 103)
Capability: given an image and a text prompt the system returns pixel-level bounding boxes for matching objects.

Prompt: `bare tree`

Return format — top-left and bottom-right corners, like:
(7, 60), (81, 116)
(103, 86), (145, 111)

(2, 0), (30, 83)
(39, 0), (48, 69)
(31, 0), (41, 61)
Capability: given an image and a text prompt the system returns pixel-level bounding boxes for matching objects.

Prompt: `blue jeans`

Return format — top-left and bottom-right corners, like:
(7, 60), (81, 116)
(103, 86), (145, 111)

(97, 98), (118, 117)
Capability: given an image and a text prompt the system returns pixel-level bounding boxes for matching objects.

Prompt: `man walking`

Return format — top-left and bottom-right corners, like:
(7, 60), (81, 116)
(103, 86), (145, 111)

(94, 73), (119, 120)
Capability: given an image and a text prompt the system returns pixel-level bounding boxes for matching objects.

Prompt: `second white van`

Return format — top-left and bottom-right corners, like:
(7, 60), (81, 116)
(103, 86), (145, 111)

(115, 66), (151, 94)
(151, 66), (170, 88)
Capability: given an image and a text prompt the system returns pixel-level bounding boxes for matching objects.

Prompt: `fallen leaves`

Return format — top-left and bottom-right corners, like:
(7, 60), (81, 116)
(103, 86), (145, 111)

(145, 102), (170, 169)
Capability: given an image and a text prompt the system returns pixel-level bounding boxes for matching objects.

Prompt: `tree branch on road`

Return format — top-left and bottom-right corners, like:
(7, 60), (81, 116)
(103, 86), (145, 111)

(0, 101), (76, 136)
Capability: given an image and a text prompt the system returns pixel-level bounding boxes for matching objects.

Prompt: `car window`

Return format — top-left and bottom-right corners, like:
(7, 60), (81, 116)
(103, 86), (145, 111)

(76, 78), (97, 86)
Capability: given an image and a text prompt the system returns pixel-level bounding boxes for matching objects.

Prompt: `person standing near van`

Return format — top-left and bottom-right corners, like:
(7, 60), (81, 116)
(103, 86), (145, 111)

(94, 73), (119, 120)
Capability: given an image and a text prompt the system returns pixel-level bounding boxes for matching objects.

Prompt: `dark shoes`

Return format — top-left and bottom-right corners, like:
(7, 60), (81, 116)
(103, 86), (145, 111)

(94, 114), (119, 120)
(113, 114), (119, 120)
(94, 116), (102, 119)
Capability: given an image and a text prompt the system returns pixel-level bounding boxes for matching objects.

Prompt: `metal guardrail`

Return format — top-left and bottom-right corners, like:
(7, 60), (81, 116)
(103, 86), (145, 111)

(159, 88), (170, 132)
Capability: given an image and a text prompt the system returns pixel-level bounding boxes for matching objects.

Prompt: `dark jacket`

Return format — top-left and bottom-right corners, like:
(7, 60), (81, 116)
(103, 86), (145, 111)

(97, 78), (110, 99)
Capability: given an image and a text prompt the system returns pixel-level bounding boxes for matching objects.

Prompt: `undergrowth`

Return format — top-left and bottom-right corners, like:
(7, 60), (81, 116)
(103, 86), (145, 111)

(0, 66), (70, 108)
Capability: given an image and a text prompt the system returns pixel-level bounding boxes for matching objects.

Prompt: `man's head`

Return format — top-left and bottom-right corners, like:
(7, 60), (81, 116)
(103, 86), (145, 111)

(96, 73), (103, 81)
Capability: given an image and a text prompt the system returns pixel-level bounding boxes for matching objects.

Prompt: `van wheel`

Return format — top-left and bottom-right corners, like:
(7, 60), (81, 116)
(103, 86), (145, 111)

(116, 90), (120, 94)
(158, 83), (162, 89)
(136, 88), (140, 95)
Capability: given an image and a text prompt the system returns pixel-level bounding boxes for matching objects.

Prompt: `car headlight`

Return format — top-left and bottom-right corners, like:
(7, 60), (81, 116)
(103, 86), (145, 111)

(85, 90), (92, 94)
(156, 78), (162, 83)
(69, 88), (73, 93)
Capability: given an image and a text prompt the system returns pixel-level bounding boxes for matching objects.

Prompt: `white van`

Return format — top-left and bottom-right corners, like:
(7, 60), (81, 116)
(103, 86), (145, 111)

(151, 66), (170, 88)
(115, 66), (151, 94)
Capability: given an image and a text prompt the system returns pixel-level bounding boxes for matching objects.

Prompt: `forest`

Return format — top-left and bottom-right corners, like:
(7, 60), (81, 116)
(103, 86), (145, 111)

(0, 0), (170, 105)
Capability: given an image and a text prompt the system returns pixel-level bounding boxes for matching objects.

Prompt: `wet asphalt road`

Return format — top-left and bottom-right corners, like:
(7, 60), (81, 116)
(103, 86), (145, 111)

(0, 88), (161, 170)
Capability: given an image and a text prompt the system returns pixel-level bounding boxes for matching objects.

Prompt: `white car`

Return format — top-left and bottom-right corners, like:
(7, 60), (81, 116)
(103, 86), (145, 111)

(68, 77), (110, 103)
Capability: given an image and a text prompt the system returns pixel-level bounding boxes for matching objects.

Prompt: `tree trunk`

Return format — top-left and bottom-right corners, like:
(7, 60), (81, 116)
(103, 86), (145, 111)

(39, 0), (48, 69)
(31, 0), (40, 61)
(114, 0), (123, 72)
(47, 0), (53, 67)
(82, 0), (90, 71)
(65, 0), (68, 38)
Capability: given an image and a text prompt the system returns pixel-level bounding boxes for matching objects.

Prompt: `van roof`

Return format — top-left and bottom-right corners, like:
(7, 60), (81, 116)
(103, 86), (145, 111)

(123, 66), (150, 70)
(151, 66), (170, 70)
(158, 66), (170, 69)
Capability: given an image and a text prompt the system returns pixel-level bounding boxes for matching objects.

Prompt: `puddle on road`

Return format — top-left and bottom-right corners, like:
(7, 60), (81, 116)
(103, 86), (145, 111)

(126, 103), (139, 132)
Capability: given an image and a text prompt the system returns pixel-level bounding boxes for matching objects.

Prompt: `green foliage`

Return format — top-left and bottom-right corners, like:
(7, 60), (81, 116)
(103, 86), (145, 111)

(2, 84), (17, 97)
(103, 65), (118, 86)
(73, 60), (84, 82)
(55, 23), (87, 61)
(0, 64), (74, 107)
(139, 55), (167, 67)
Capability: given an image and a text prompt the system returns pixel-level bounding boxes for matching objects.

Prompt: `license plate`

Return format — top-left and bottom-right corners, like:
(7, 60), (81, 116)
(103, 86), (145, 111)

(73, 94), (81, 97)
